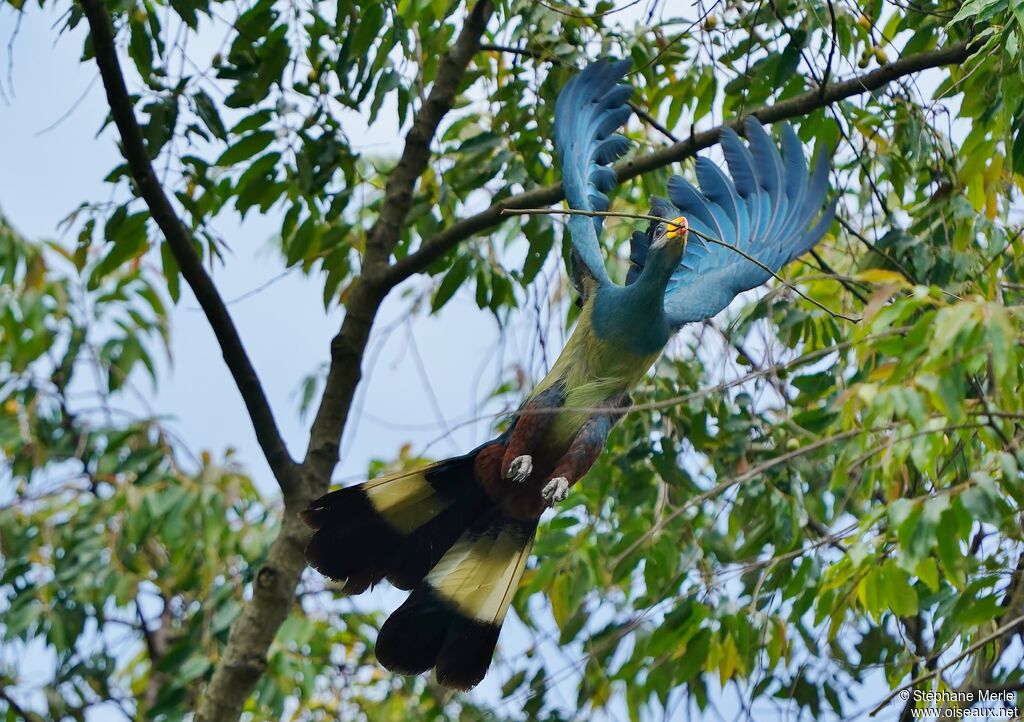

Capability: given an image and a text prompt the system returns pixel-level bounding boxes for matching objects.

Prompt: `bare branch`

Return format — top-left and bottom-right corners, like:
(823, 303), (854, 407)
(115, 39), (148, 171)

(76, 0), (297, 489)
(303, 0), (495, 481)
(194, 3), (495, 721)
(870, 613), (1024, 716)
(504, 207), (861, 323)
(360, 0), (496, 282)
(383, 40), (979, 287)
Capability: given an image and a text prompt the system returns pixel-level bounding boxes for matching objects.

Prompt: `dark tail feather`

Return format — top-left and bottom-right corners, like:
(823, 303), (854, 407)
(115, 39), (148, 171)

(375, 514), (538, 690)
(301, 453), (487, 593)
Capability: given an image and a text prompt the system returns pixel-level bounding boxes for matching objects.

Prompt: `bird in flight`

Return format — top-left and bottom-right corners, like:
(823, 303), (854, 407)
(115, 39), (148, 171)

(301, 58), (836, 690)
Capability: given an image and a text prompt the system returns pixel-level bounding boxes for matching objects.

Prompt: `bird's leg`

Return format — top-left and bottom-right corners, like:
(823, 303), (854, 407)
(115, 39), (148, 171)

(542, 393), (631, 505)
(502, 384), (565, 483)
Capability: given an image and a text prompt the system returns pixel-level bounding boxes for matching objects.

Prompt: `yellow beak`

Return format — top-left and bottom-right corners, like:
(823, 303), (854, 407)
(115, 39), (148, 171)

(665, 216), (689, 243)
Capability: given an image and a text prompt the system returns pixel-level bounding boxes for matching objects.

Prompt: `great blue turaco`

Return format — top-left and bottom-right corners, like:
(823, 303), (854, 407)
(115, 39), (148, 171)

(301, 59), (836, 690)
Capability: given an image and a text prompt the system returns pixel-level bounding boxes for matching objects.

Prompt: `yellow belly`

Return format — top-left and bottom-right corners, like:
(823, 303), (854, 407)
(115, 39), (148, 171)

(529, 301), (660, 451)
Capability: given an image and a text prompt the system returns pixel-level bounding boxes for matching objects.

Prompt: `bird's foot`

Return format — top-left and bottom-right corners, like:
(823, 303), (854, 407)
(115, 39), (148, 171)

(505, 455), (533, 484)
(541, 477), (570, 506)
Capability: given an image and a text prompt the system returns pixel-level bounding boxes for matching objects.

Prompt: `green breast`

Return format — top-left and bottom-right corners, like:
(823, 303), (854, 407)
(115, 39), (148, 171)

(530, 295), (664, 452)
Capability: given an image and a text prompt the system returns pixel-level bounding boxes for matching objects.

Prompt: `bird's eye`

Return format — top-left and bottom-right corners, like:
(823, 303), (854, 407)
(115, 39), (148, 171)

(652, 222), (669, 246)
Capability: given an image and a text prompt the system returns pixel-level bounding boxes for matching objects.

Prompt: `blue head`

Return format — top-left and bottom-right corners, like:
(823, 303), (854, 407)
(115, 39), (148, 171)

(591, 210), (689, 355)
(637, 214), (688, 289)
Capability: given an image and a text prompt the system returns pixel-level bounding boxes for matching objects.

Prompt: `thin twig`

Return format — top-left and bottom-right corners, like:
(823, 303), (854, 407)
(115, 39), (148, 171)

(35, 73), (100, 135)
(610, 428), (865, 568)
(535, 0), (643, 20)
(384, 40), (980, 287)
(503, 207), (861, 323)
(638, 1), (723, 73)
(407, 328), (909, 454)
(77, 0), (297, 488)
(612, 418), (1003, 571)
(628, 101), (679, 143)
(868, 614), (1024, 716)
(478, 44), (681, 143)
(810, 248), (868, 304)
(0, 686), (41, 722)
(836, 215), (919, 284)
(820, 0), (838, 96)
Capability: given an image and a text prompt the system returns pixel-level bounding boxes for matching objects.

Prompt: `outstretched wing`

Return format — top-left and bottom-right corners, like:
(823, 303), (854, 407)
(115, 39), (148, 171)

(554, 58), (634, 296)
(662, 117), (836, 327)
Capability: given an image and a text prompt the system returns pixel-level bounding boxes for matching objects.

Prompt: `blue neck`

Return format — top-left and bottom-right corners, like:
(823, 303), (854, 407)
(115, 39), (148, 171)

(591, 244), (682, 355)
(636, 243), (681, 292)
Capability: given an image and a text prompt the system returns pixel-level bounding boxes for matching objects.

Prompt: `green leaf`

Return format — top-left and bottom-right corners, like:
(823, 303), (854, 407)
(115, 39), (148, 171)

(432, 255), (471, 312)
(958, 595), (1002, 627)
(915, 558), (940, 592)
(129, 18), (154, 78)
(216, 131), (275, 166)
(194, 89), (228, 140)
(178, 655), (212, 683)
(961, 477), (1003, 525)
(883, 561), (919, 617)
(161, 240), (181, 302)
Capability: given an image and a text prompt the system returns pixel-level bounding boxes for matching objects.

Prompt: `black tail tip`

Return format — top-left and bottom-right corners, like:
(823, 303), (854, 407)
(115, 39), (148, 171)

(435, 621), (501, 690)
(375, 586), (501, 691)
(301, 486), (405, 587)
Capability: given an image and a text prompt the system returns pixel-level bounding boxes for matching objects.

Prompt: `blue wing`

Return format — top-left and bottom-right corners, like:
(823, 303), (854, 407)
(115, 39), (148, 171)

(661, 117), (836, 326)
(554, 58), (634, 291)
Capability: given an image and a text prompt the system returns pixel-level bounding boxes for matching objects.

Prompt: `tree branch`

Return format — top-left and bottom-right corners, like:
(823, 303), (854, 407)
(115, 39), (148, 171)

(382, 39), (979, 287)
(77, 0), (297, 490)
(303, 0), (495, 483)
(360, 0), (496, 281)
(946, 553), (1024, 710)
(136, 594), (172, 713)
(193, 3), (494, 721)
(870, 613), (1024, 716)
(70, 5), (980, 719)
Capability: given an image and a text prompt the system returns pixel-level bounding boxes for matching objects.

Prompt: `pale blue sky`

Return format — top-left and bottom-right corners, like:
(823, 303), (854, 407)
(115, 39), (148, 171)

(0, 3), (539, 717)
(0, 3), (520, 491)
(0, 3), (957, 720)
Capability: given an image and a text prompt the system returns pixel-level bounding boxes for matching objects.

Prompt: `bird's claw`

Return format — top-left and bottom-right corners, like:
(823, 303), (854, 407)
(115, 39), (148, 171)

(541, 477), (570, 506)
(505, 455), (533, 483)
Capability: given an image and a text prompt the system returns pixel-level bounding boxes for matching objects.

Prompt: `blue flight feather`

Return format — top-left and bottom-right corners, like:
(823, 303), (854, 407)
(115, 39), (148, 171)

(667, 176), (727, 243)
(662, 119), (835, 327)
(590, 165), (617, 192)
(552, 61), (832, 320)
(773, 124), (809, 245)
(719, 127), (759, 198)
(695, 157), (745, 242)
(746, 117), (783, 196)
(625, 230), (649, 285)
(554, 58), (634, 290)
(595, 135), (630, 165)
(780, 124), (807, 204)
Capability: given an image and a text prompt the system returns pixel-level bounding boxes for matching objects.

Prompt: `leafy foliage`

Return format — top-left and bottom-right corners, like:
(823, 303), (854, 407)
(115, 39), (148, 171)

(2, 0), (1024, 720)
